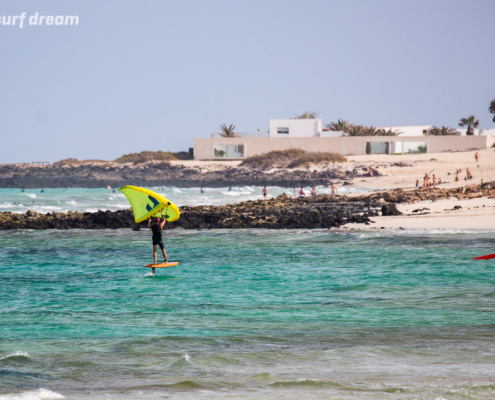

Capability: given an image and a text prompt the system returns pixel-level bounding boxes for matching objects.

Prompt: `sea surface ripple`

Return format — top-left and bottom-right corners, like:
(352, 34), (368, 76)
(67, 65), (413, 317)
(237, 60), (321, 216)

(1, 229), (495, 399)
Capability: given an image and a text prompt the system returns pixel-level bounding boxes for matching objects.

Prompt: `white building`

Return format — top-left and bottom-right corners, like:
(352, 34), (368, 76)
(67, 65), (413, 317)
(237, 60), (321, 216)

(197, 119), (495, 160)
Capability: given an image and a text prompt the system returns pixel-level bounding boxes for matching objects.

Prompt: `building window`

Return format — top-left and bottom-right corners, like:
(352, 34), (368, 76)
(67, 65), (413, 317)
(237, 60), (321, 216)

(365, 142), (390, 154)
(214, 144), (244, 158)
(403, 142), (427, 154)
(277, 127), (289, 134)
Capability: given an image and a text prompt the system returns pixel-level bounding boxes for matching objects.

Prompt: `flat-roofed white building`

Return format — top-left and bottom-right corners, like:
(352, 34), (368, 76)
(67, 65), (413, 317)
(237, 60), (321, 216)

(196, 119), (495, 160)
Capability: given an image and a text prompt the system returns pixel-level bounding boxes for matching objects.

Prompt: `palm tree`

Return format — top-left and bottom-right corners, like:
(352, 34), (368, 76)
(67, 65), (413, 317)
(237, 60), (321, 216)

(489, 99), (495, 123)
(459, 115), (479, 135)
(293, 111), (319, 119)
(346, 125), (364, 136)
(325, 119), (351, 132)
(376, 128), (403, 136)
(427, 126), (460, 136)
(219, 123), (237, 138)
(363, 126), (380, 136)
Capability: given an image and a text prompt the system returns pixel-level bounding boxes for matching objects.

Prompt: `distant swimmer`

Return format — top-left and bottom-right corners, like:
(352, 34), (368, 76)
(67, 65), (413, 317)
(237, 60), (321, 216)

(148, 217), (167, 274)
(262, 186), (268, 200)
(112, 189), (116, 193)
(40, 188), (45, 193)
(299, 187), (305, 198)
(228, 186), (232, 191)
(311, 187), (317, 196)
(21, 188), (25, 192)
(201, 187), (205, 194)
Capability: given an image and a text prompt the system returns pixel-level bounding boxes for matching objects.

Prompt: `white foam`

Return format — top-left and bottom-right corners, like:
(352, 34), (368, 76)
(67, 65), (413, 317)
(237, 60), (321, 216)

(66, 200), (77, 205)
(0, 351), (30, 360)
(0, 388), (64, 400)
(23, 194), (36, 199)
(184, 353), (191, 361)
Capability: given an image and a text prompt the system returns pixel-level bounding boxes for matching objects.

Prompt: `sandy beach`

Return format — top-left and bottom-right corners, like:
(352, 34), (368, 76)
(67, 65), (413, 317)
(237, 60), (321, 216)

(343, 197), (495, 230)
(345, 148), (495, 190)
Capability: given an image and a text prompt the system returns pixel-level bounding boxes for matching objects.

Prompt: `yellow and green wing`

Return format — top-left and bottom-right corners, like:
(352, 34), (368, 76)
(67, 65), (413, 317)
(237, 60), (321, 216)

(119, 185), (180, 223)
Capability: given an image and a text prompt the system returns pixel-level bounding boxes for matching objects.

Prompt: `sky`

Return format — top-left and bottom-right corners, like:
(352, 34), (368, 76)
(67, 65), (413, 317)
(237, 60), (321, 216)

(1, 0), (494, 163)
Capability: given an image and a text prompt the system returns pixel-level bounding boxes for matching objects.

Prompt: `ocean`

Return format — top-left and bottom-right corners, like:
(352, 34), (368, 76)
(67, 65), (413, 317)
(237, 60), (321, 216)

(0, 186), (375, 214)
(1, 228), (495, 399)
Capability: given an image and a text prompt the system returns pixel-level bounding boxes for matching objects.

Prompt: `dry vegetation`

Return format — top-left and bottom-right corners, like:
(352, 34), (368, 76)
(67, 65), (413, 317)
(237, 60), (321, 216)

(114, 151), (178, 164)
(240, 149), (347, 169)
(54, 158), (114, 165)
(55, 151), (192, 165)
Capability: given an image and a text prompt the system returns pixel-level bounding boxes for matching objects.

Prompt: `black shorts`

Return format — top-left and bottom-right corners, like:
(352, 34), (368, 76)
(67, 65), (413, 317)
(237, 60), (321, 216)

(153, 239), (164, 250)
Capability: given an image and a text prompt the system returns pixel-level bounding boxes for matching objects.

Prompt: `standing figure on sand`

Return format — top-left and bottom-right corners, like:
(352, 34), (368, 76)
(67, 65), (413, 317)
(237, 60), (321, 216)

(148, 217), (167, 275)
(299, 187), (305, 198)
(331, 183), (337, 195)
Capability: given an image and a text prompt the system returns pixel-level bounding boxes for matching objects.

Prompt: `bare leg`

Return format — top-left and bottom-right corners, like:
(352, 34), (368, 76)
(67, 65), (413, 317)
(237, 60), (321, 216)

(153, 245), (158, 264)
(162, 248), (168, 262)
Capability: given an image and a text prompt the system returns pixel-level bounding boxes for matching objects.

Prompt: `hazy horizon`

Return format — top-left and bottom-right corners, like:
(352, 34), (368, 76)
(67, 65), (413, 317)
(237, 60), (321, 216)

(1, 0), (494, 164)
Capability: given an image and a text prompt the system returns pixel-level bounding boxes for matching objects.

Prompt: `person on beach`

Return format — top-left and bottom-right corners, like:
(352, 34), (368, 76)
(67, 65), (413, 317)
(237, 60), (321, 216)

(423, 171), (432, 188)
(432, 174), (437, 189)
(201, 187), (205, 193)
(466, 168), (472, 180)
(416, 179), (419, 188)
(331, 183), (337, 195)
(311, 188), (317, 196)
(293, 187), (297, 198)
(299, 187), (306, 198)
(262, 186), (268, 200)
(475, 152), (480, 164)
(455, 173), (459, 182)
(147, 217), (167, 275)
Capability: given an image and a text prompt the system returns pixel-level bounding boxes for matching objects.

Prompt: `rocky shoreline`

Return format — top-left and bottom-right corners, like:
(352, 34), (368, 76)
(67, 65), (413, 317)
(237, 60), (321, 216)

(1, 182), (493, 230)
(0, 161), (374, 188)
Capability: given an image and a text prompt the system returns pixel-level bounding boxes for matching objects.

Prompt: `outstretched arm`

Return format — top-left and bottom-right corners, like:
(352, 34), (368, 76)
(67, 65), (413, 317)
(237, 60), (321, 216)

(160, 218), (166, 229)
(148, 218), (151, 228)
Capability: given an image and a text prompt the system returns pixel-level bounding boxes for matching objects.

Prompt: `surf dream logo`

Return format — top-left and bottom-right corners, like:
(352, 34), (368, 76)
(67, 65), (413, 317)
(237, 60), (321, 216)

(0, 12), (79, 28)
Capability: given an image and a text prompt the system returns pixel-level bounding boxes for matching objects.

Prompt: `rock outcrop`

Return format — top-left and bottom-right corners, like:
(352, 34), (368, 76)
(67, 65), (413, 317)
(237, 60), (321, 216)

(0, 182), (493, 230)
(0, 162), (373, 189)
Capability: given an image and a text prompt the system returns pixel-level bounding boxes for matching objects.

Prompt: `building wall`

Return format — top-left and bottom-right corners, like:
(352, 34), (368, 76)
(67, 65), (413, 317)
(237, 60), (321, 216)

(378, 125), (432, 136)
(268, 119), (322, 138)
(193, 136), (490, 160)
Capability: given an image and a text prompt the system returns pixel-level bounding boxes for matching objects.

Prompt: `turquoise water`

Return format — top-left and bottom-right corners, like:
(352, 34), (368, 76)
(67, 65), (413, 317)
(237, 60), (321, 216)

(1, 228), (495, 399)
(0, 186), (375, 214)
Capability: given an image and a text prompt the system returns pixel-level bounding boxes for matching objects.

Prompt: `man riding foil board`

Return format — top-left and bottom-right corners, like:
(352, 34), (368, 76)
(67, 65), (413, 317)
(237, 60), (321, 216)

(148, 217), (167, 267)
